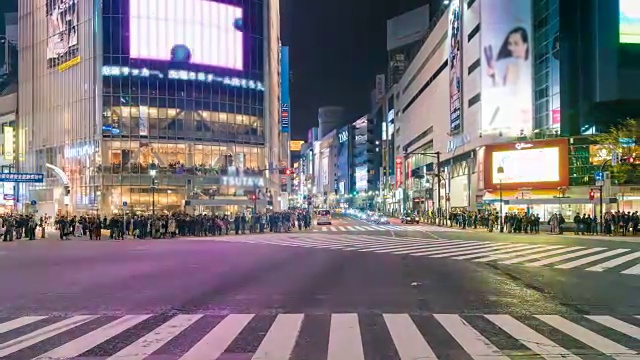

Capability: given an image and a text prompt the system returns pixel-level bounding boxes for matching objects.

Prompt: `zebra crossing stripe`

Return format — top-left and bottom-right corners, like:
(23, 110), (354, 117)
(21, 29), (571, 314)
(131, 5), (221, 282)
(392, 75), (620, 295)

(500, 246), (585, 264)
(391, 240), (474, 254)
(586, 315), (640, 339)
(107, 315), (202, 360)
(433, 314), (509, 359)
(554, 248), (631, 269)
(413, 242), (505, 257)
(485, 314), (578, 359)
(0, 315), (96, 358)
(586, 251), (640, 272)
(35, 315), (152, 359)
(383, 314), (438, 359)
(253, 314), (304, 359)
(429, 243), (517, 258)
(535, 315), (638, 357)
(0, 316), (46, 334)
(526, 248), (607, 267)
(621, 262), (640, 275)
(473, 245), (564, 262)
(453, 244), (541, 260)
(328, 313), (365, 360)
(179, 314), (254, 360)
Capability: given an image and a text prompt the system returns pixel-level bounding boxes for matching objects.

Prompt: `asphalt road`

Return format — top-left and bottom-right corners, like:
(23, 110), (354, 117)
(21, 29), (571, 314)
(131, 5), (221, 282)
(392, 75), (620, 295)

(0, 215), (639, 359)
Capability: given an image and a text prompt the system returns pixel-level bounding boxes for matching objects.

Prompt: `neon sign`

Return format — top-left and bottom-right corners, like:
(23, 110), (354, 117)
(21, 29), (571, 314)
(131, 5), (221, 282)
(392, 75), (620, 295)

(338, 130), (348, 143)
(220, 176), (265, 187)
(101, 66), (264, 91)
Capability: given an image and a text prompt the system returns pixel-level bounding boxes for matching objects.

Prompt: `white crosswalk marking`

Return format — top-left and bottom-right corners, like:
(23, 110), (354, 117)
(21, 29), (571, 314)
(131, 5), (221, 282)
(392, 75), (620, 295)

(434, 314), (509, 359)
(0, 316), (46, 334)
(383, 314), (437, 359)
(485, 314), (578, 359)
(311, 224), (463, 232)
(536, 315), (639, 359)
(328, 313), (365, 360)
(36, 315), (152, 359)
(208, 233), (639, 276)
(252, 314), (303, 359)
(0, 315), (96, 358)
(0, 313), (638, 358)
(179, 314), (254, 360)
(107, 315), (201, 360)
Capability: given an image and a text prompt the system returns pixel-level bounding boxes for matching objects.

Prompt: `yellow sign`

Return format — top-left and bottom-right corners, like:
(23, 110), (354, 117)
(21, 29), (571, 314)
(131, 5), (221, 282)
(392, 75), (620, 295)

(58, 56), (81, 72)
(289, 140), (304, 151)
(3, 126), (13, 160)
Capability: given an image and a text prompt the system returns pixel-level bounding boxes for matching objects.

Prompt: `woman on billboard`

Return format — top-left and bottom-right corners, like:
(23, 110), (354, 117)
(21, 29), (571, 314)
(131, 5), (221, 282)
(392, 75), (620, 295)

(483, 26), (532, 133)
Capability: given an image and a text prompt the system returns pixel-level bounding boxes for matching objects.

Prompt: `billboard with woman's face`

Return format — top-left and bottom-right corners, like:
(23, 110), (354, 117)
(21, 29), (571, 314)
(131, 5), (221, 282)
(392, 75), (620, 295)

(480, 0), (533, 136)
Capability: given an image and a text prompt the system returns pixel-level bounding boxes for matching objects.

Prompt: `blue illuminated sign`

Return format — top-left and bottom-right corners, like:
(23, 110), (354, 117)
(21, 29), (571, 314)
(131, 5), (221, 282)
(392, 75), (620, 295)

(0, 173), (44, 183)
(101, 66), (264, 91)
(280, 46), (290, 133)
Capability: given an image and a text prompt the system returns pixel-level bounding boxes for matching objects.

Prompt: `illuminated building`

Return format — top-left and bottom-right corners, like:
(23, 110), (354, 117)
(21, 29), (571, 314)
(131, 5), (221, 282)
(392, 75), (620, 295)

(17, 0), (283, 215)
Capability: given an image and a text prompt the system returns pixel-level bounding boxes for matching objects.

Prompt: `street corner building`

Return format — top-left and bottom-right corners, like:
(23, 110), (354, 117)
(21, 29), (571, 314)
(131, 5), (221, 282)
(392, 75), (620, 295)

(16, 0), (285, 215)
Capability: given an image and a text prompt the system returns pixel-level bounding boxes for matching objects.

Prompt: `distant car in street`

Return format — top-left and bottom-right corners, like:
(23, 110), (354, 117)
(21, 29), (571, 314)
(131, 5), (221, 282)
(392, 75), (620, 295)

(374, 215), (390, 224)
(401, 212), (420, 224)
(316, 209), (332, 225)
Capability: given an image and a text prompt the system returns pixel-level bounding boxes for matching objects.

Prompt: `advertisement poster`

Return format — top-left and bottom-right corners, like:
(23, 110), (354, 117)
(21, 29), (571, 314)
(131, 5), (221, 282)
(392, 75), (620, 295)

(46, 0), (79, 68)
(480, 0), (533, 136)
(448, 0), (462, 134)
(280, 46), (291, 133)
(620, 0), (640, 44)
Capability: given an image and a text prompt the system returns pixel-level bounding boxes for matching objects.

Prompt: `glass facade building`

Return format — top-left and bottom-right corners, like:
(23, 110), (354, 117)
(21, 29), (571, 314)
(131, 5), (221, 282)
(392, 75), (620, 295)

(18, 0), (282, 216)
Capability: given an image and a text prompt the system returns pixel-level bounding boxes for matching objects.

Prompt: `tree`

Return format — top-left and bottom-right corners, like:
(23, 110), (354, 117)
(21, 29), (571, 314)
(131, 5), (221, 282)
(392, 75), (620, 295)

(591, 118), (640, 184)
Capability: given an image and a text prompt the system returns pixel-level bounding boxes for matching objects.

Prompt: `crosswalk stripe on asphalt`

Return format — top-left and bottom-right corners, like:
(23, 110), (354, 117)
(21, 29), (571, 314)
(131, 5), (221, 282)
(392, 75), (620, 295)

(211, 233), (640, 276)
(1, 313), (638, 359)
(310, 225), (462, 232)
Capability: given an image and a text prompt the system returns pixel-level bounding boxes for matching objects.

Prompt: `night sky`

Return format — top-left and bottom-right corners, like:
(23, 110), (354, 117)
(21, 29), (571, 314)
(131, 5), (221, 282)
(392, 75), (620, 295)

(282, 0), (438, 140)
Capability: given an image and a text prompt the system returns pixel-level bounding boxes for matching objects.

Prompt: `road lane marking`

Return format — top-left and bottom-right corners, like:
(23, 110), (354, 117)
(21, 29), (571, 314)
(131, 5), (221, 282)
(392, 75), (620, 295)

(499, 246), (585, 264)
(434, 314), (509, 360)
(485, 314), (578, 359)
(107, 315), (202, 360)
(0, 316), (46, 334)
(36, 315), (152, 359)
(395, 241), (482, 255)
(0, 316), (96, 358)
(453, 244), (541, 260)
(586, 316), (640, 339)
(414, 242), (510, 257)
(586, 251), (640, 271)
(536, 315), (639, 359)
(474, 245), (564, 262)
(252, 314), (303, 360)
(430, 243), (520, 258)
(621, 262), (640, 275)
(180, 314), (254, 360)
(328, 314), (364, 360)
(554, 248), (631, 269)
(526, 248), (607, 267)
(384, 314), (438, 360)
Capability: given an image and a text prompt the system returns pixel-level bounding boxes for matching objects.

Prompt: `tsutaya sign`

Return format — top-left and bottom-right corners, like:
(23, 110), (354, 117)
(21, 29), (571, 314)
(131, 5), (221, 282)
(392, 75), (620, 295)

(515, 142), (534, 150)
(220, 176), (265, 187)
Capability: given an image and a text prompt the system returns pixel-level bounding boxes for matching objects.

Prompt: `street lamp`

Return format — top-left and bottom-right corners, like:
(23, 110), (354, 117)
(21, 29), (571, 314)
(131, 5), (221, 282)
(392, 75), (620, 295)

(149, 162), (157, 216)
(496, 165), (505, 233)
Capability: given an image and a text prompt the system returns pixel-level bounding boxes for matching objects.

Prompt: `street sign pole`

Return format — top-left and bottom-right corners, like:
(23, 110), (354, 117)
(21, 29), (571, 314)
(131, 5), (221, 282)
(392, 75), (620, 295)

(122, 201), (127, 238)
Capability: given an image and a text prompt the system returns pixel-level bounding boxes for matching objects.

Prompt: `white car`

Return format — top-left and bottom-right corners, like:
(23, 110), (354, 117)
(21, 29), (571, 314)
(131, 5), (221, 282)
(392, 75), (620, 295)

(317, 209), (332, 225)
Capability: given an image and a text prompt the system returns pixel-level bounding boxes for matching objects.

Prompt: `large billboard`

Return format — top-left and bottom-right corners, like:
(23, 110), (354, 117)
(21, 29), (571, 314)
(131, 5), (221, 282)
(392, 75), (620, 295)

(130, 0), (243, 70)
(448, 0), (462, 134)
(484, 139), (569, 190)
(620, 0), (640, 44)
(480, 0), (533, 136)
(386, 5), (430, 51)
(46, 0), (79, 69)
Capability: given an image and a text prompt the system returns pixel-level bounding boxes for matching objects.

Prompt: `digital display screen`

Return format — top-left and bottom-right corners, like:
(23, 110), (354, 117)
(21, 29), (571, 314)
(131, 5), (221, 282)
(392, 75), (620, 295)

(620, 0), (640, 44)
(129, 0), (243, 70)
(46, 0), (79, 68)
(492, 147), (560, 184)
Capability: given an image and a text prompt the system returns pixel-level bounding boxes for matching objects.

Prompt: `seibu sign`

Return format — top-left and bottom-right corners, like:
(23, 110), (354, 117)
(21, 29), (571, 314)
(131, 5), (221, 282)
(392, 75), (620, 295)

(220, 176), (265, 188)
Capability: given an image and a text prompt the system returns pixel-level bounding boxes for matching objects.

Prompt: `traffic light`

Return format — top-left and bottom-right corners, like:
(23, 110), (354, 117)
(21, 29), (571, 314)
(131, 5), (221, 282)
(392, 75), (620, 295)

(589, 190), (595, 201)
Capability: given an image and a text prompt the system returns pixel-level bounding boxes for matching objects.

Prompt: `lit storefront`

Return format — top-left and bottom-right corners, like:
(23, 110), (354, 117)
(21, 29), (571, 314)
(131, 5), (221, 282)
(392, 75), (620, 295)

(481, 139), (597, 220)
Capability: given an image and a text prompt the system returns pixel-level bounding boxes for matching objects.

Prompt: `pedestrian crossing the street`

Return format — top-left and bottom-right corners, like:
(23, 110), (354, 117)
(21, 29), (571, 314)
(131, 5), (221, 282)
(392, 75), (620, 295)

(312, 224), (462, 232)
(220, 234), (640, 276)
(0, 312), (638, 359)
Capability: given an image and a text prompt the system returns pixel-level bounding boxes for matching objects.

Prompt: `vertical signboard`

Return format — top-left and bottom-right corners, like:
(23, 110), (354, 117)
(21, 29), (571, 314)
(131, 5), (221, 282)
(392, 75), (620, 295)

(395, 156), (403, 189)
(480, 0), (533, 136)
(46, 0), (80, 70)
(280, 46), (290, 133)
(3, 127), (13, 160)
(375, 74), (386, 102)
(448, 0), (462, 134)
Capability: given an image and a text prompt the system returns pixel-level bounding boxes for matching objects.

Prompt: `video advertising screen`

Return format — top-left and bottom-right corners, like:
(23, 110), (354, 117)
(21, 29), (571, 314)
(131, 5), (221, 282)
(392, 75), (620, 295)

(620, 0), (640, 44)
(129, 0), (243, 70)
(46, 0), (79, 68)
(492, 147), (560, 184)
